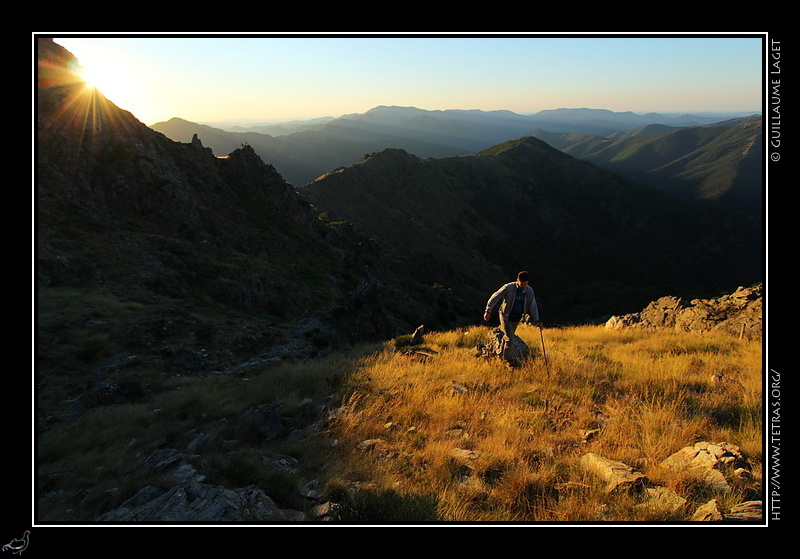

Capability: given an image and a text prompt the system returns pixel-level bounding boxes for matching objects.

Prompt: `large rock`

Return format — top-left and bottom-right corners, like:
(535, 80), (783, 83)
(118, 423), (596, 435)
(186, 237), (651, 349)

(580, 452), (649, 494)
(724, 500), (762, 521)
(659, 441), (752, 494)
(691, 498), (763, 522)
(691, 499), (724, 521)
(475, 326), (530, 367)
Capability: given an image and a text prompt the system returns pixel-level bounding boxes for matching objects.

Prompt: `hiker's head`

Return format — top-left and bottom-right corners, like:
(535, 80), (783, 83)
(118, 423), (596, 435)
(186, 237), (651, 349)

(516, 271), (530, 287)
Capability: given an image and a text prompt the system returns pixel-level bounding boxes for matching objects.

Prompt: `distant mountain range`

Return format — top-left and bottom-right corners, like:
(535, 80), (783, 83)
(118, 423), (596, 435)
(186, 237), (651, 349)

(152, 106), (762, 214)
(205, 107), (750, 138)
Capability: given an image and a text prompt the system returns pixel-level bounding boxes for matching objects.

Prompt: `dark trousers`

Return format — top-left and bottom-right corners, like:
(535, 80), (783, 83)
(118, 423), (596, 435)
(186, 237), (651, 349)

(499, 314), (521, 363)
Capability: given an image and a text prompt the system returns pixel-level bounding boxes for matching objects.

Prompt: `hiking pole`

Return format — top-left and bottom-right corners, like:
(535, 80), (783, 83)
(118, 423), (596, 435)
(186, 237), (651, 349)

(538, 324), (550, 376)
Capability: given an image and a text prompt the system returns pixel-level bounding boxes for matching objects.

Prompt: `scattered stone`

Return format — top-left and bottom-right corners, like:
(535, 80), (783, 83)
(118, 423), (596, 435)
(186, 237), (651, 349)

(724, 500), (762, 521)
(576, 444), (761, 522)
(579, 428), (601, 443)
(450, 448), (482, 465)
(690, 499), (762, 522)
(310, 501), (340, 520)
(450, 381), (468, 395)
(129, 448), (208, 485)
(119, 486), (165, 508)
(635, 486), (687, 515)
(186, 431), (217, 453)
(580, 452), (649, 494)
(692, 499), (723, 521)
(356, 438), (384, 451)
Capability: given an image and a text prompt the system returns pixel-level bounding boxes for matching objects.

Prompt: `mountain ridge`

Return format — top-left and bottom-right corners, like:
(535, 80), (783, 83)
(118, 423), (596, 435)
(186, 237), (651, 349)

(153, 107), (762, 214)
(301, 136), (762, 323)
(530, 116), (763, 213)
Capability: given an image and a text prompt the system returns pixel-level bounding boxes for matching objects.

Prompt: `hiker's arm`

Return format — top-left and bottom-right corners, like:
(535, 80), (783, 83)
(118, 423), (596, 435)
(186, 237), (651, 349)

(528, 291), (540, 323)
(484, 285), (507, 318)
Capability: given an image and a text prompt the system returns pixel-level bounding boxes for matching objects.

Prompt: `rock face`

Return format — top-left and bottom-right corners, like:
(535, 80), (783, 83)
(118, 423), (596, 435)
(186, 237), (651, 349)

(606, 284), (762, 338)
(100, 481), (306, 522)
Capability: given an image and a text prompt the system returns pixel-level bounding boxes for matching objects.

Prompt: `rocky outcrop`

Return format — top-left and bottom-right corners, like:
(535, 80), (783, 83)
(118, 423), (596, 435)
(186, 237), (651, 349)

(580, 442), (762, 522)
(99, 481), (306, 522)
(606, 284), (762, 338)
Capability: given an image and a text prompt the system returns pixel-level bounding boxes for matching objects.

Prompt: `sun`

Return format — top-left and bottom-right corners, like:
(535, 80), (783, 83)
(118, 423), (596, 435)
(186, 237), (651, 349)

(79, 63), (126, 99)
(79, 66), (100, 90)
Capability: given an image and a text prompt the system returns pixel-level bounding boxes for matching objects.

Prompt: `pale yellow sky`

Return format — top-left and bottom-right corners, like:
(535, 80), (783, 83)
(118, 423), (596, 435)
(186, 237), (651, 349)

(52, 34), (764, 126)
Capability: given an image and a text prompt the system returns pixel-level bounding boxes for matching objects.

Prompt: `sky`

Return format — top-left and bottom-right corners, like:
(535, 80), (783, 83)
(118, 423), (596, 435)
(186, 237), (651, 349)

(48, 33), (765, 127)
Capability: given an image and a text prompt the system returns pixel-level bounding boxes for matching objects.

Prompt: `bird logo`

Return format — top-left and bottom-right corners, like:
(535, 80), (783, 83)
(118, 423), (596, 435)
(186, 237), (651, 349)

(2, 531), (29, 555)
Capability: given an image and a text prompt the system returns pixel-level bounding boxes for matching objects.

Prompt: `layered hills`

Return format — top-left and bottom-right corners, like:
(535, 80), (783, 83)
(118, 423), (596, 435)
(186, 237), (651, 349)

(300, 140), (762, 324)
(152, 106), (761, 214)
(531, 115), (763, 214)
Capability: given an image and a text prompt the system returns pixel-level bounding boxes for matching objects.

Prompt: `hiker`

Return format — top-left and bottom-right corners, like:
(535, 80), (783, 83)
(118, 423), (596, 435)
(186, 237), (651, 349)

(483, 271), (541, 364)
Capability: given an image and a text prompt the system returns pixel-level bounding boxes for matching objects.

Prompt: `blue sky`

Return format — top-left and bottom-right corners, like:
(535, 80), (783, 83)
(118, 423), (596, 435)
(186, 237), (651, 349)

(51, 33), (764, 126)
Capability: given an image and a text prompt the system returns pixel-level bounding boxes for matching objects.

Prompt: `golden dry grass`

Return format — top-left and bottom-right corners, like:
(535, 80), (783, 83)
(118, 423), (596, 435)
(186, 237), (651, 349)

(325, 323), (763, 522)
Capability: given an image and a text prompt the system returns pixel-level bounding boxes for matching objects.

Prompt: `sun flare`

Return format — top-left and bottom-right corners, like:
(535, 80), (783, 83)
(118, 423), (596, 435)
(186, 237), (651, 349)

(71, 56), (157, 123)
(79, 63), (125, 98)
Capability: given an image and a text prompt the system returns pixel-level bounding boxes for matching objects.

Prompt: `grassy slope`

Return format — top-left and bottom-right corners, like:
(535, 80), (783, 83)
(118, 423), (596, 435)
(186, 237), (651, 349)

(328, 325), (762, 522)
(37, 323), (762, 523)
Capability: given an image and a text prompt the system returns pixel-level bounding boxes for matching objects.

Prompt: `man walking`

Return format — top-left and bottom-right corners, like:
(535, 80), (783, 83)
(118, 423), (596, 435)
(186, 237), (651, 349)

(483, 271), (541, 365)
